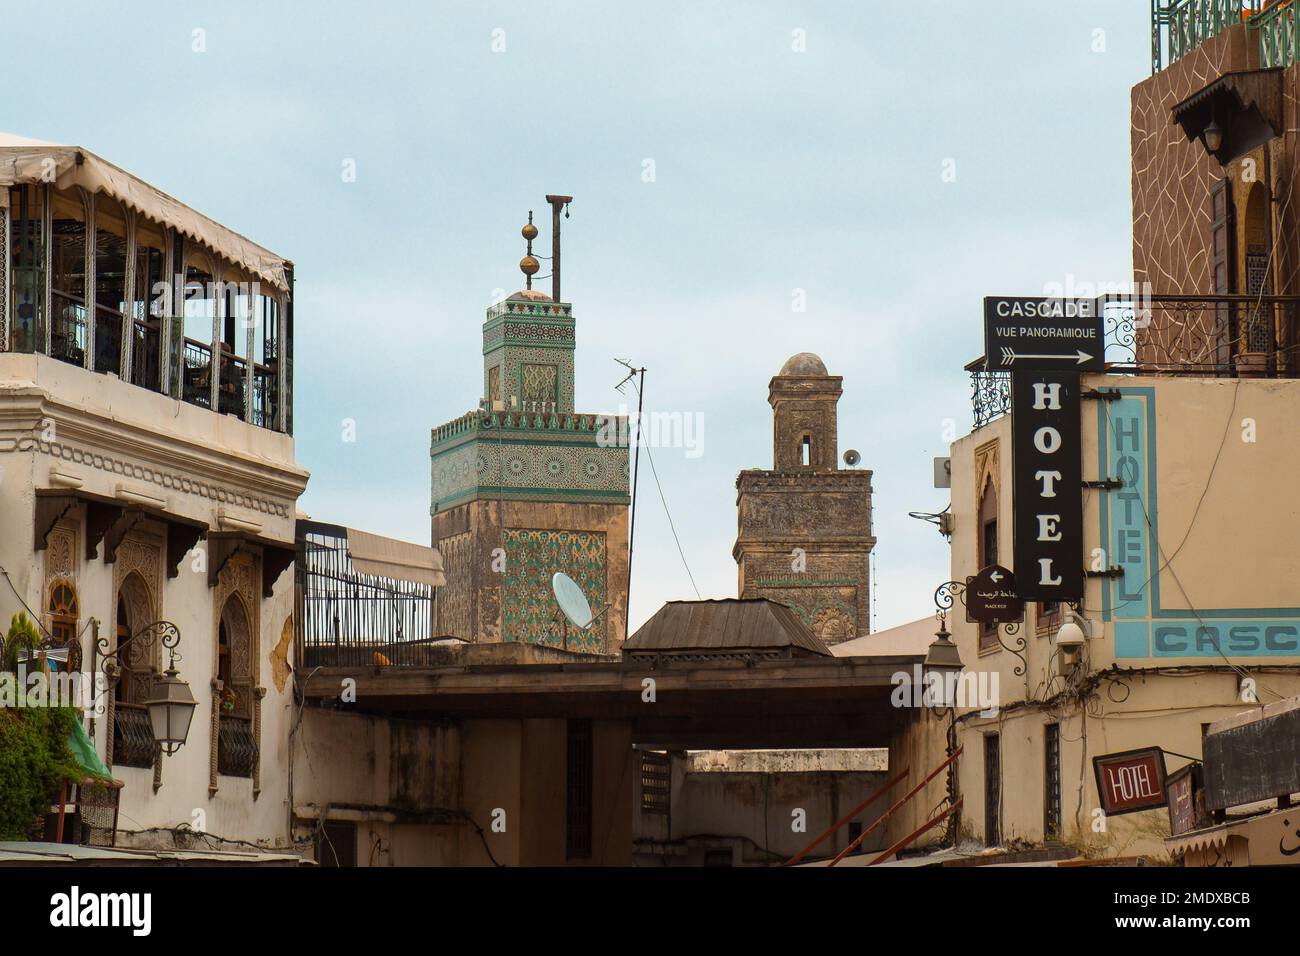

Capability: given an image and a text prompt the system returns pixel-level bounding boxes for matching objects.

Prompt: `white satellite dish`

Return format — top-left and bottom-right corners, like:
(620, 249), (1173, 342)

(552, 572), (593, 629)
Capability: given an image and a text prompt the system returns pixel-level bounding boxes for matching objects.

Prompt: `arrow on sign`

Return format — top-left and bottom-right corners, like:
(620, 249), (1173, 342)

(989, 569), (1003, 583)
(1000, 347), (1094, 366)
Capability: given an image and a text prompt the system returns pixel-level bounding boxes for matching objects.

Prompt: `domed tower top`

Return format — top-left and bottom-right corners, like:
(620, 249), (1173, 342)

(769, 352), (843, 471)
(779, 352), (829, 377)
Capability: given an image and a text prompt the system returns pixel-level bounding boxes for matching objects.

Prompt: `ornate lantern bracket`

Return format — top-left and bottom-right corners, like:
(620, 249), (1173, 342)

(92, 620), (183, 715)
(933, 580), (1029, 677)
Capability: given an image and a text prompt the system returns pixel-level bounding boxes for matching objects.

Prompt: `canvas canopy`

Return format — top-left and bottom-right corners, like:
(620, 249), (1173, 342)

(0, 131), (289, 292)
(67, 719), (120, 788)
(346, 527), (446, 588)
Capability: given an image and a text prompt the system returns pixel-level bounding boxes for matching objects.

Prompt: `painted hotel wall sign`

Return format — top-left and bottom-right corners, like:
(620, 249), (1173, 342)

(1011, 371), (1084, 601)
(984, 297), (1105, 372)
(1094, 747), (1168, 816)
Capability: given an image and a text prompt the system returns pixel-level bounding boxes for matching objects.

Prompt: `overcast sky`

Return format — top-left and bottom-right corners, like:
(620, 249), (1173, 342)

(13, 1), (1141, 634)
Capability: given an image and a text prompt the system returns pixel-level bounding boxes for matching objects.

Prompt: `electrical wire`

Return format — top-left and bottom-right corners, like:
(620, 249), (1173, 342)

(629, 379), (701, 599)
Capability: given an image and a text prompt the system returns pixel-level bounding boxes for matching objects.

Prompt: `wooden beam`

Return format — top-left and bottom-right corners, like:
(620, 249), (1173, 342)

(167, 521), (207, 579)
(34, 494), (78, 551)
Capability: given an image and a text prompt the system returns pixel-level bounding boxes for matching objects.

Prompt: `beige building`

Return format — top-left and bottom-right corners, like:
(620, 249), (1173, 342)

(893, 374), (1300, 858)
(0, 133), (308, 848)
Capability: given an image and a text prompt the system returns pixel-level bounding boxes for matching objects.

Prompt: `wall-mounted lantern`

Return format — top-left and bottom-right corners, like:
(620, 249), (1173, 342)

(95, 621), (196, 755)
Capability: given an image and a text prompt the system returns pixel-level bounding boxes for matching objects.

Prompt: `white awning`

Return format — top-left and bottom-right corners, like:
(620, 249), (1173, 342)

(0, 132), (290, 292)
(346, 528), (445, 588)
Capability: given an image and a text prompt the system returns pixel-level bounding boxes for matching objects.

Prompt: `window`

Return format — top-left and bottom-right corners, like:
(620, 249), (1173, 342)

(9, 185), (45, 353)
(47, 579), (79, 646)
(565, 718), (593, 860)
(984, 733), (1000, 847)
(640, 751), (670, 815)
(1209, 176), (1234, 367)
(978, 479), (999, 650)
(50, 190), (88, 367)
(1036, 601), (1062, 637)
(111, 572), (159, 770)
(216, 595), (256, 777)
(131, 226), (166, 392)
(1044, 723), (1062, 841)
(315, 820), (357, 867)
(800, 435), (811, 466)
(92, 197), (128, 375)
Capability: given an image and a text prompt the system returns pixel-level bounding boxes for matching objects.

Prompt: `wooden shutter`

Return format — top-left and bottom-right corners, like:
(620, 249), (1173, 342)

(1209, 176), (1235, 368)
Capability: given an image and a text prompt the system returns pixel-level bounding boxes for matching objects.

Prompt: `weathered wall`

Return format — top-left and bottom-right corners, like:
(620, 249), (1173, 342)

(1132, 26), (1253, 295)
(0, 351), (306, 849)
(902, 375), (1300, 859)
(634, 750), (890, 866)
(434, 498), (628, 653)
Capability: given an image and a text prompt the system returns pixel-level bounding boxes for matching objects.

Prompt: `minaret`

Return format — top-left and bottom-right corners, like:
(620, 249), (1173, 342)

(430, 202), (630, 653)
(733, 353), (875, 644)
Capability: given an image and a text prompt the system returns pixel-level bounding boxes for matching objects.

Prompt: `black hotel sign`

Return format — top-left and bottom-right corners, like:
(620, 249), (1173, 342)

(1011, 370), (1084, 601)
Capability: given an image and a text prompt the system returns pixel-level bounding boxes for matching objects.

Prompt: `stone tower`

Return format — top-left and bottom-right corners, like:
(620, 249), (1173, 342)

(733, 352), (875, 645)
(430, 210), (629, 653)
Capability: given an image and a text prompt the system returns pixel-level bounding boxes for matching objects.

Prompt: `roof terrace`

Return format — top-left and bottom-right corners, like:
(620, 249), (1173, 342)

(1, 133), (294, 434)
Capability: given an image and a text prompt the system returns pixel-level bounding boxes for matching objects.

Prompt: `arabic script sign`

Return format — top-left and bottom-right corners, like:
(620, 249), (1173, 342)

(964, 565), (1024, 626)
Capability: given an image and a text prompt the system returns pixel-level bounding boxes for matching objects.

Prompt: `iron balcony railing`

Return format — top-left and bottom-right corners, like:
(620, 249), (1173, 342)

(1152, 0), (1244, 73)
(1151, 1), (1300, 72)
(296, 520), (435, 669)
(1253, 0), (1300, 65)
(968, 293), (1300, 428)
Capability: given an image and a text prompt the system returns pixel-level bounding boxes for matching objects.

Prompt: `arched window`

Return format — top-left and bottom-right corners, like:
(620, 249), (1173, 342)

(47, 578), (79, 646)
(109, 571), (159, 770)
(216, 594), (256, 778)
(978, 476), (999, 651)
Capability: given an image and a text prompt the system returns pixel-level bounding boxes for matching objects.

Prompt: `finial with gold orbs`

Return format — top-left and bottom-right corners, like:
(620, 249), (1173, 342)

(522, 209), (538, 242)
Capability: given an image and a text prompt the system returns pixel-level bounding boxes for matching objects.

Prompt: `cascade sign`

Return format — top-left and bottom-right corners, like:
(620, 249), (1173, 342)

(1093, 747), (1168, 816)
(984, 297), (1104, 372)
(1011, 370), (1084, 601)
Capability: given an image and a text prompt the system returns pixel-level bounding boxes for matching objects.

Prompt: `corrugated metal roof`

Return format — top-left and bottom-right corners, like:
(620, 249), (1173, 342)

(0, 841), (304, 866)
(624, 599), (832, 657)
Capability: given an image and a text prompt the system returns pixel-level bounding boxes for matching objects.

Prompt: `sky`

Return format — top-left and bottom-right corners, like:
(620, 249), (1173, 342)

(10, 1), (1141, 635)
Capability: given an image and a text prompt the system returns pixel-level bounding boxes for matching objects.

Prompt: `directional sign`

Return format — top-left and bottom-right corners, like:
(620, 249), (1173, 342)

(964, 564), (1025, 626)
(984, 296), (1105, 372)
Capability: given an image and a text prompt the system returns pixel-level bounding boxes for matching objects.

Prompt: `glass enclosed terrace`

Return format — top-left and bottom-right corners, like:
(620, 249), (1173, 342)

(2, 135), (294, 434)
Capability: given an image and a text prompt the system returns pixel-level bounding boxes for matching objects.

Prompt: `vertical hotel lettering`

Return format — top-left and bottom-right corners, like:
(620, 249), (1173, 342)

(1011, 371), (1084, 601)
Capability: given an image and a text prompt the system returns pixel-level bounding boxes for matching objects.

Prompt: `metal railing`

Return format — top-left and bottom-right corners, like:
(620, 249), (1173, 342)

(1252, 0), (1300, 65)
(181, 338), (212, 408)
(968, 294), (1300, 427)
(296, 520), (435, 669)
(1152, 0), (1245, 73)
(217, 714), (256, 777)
(252, 362), (278, 429)
(131, 319), (163, 392)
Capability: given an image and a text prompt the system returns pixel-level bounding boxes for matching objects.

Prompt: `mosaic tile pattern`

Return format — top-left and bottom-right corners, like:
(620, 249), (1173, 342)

(502, 528), (607, 651)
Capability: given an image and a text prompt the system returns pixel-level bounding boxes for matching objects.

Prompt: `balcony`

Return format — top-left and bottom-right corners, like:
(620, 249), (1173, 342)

(968, 294), (1300, 428)
(4, 166), (294, 435)
(217, 713), (257, 777)
(296, 520), (437, 669)
(1152, 2), (1300, 73)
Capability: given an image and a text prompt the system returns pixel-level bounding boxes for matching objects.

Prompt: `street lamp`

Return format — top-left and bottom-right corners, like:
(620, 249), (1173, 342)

(1202, 119), (1224, 155)
(144, 654), (198, 756)
(923, 614), (964, 709)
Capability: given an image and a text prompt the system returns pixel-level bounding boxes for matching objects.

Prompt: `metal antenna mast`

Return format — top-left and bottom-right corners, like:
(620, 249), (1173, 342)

(615, 358), (646, 643)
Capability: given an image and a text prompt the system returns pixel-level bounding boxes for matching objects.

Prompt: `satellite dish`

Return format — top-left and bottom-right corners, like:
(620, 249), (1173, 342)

(843, 449), (861, 467)
(552, 572), (593, 629)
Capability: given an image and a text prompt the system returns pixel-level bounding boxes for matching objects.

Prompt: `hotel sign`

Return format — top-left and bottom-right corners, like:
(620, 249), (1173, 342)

(984, 297), (1104, 372)
(1094, 747), (1168, 816)
(1011, 371), (1084, 601)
